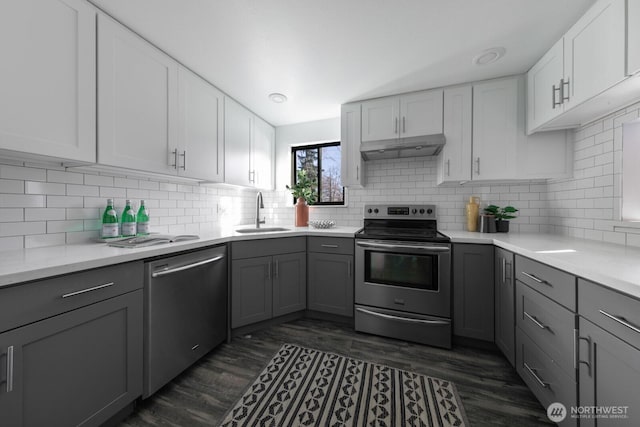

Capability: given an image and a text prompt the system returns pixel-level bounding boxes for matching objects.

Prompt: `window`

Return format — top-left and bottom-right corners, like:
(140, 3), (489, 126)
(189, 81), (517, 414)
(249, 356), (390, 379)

(291, 142), (344, 205)
(622, 119), (640, 221)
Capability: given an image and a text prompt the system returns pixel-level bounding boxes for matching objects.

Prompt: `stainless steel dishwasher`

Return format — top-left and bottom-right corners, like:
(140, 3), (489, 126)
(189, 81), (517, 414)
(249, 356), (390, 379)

(143, 245), (227, 398)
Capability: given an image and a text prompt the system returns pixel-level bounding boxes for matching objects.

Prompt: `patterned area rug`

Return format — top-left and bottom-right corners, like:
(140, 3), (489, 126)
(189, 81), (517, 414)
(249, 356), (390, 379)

(220, 343), (468, 427)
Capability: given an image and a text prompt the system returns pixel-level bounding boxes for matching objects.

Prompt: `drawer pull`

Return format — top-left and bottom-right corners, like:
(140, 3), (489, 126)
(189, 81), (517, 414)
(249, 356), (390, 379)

(151, 255), (225, 277)
(61, 282), (115, 298)
(524, 362), (548, 388)
(191, 344), (200, 351)
(524, 311), (547, 330)
(599, 310), (640, 334)
(356, 307), (450, 325)
(521, 271), (549, 286)
(321, 244), (339, 248)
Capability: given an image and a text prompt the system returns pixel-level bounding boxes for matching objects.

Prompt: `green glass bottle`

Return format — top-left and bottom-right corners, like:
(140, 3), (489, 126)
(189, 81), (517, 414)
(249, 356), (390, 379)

(101, 198), (119, 238)
(121, 199), (137, 237)
(136, 200), (150, 235)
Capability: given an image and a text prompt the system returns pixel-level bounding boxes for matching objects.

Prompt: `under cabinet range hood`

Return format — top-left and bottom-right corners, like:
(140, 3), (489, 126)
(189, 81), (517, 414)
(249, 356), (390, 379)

(359, 134), (446, 160)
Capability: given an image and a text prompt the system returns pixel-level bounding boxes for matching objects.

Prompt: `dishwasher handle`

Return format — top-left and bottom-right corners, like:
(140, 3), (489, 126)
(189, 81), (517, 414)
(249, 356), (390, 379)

(151, 254), (225, 278)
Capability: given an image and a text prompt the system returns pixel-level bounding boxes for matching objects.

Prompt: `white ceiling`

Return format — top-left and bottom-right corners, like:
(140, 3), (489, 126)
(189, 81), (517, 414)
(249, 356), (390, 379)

(91, 0), (596, 127)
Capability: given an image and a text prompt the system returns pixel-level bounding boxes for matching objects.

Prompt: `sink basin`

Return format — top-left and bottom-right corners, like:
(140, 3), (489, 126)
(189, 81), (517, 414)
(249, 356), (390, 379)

(235, 227), (290, 234)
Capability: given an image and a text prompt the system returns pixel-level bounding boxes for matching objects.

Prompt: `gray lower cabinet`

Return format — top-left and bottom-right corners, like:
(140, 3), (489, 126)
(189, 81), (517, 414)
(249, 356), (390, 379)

(0, 290), (143, 427)
(494, 247), (515, 365)
(307, 252), (354, 316)
(231, 237), (306, 329)
(453, 243), (494, 341)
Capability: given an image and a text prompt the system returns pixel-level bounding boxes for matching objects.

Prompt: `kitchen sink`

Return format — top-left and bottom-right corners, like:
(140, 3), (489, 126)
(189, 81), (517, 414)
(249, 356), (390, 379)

(235, 227), (290, 234)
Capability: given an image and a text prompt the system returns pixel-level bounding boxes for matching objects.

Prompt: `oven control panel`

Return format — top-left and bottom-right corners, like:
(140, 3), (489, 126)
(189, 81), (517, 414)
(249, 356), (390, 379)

(363, 204), (436, 220)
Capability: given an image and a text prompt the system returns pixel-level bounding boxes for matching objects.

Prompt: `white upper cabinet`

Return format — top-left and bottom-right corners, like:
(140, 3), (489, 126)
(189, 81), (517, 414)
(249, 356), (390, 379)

(361, 90), (443, 142)
(472, 79), (519, 181)
(224, 97), (254, 187)
(526, 39), (565, 134)
(252, 117), (275, 191)
(340, 103), (365, 187)
(437, 86), (472, 184)
(526, 0), (627, 134)
(177, 66), (224, 182)
(563, 0), (626, 108)
(0, 0), (96, 164)
(628, 0), (640, 76)
(224, 97), (275, 189)
(97, 13), (178, 176)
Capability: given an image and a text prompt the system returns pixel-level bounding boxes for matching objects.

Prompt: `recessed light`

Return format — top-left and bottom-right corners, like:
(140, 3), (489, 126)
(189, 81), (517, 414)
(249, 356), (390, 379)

(268, 93), (288, 103)
(472, 47), (506, 66)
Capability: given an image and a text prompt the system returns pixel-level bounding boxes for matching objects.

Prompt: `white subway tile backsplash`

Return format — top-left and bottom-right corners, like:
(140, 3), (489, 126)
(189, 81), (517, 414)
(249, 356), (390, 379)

(25, 233), (66, 249)
(47, 170), (84, 184)
(0, 236), (24, 250)
(85, 174), (114, 187)
(67, 184), (99, 197)
(0, 179), (24, 194)
(0, 194), (45, 208)
(0, 165), (46, 181)
(46, 195), (83, 208)
(25, 208), (66, 221)
(0, 221), (45, 237)
(0, 208), (24, 222)
(25, 181), (66, 195)
(47, 220), (84, 234)
(99, 187), (127, 198)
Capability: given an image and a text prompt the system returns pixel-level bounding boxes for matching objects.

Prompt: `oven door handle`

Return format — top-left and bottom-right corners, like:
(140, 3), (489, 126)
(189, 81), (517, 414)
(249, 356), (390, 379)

(356, 307), (450, 325)
(356, 241), (450, 252)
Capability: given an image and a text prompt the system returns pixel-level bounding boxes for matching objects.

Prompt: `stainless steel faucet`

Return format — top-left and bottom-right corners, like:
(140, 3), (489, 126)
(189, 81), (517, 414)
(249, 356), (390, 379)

(255, 192), (265, 228)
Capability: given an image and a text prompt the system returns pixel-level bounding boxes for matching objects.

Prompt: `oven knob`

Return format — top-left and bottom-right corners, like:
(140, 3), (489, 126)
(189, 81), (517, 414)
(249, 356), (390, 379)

(427, 208), (433, 215)
(367, 208), (372, 214)
(419, 209), (425, 214)
(373, 208), (379, 214)
(412, 208), (417, 214)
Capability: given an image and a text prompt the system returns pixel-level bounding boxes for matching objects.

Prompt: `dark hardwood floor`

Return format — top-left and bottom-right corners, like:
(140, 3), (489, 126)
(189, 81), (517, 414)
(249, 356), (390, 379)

(119, 318), (552, 427)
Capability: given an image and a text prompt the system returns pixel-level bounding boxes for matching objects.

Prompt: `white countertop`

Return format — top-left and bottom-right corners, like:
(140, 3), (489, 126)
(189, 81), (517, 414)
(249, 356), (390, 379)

(444, 230), (640, 300)
(2, 226), (640, 301)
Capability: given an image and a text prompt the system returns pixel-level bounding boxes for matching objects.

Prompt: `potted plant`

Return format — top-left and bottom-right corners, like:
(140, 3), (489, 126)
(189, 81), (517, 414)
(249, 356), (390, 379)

(483, 204), (518, 232)
(286, 169), (317, 227)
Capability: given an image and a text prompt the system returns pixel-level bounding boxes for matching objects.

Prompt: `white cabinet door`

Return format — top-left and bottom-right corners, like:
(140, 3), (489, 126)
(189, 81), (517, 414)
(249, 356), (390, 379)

(224, 97), (253, 186)
(97, 14), (178, 175)
(472, 78), (518, 181)
(361, 97), (399, 142)
(400, 89), (443, 138)
(437, 86), (472, 184)
(0, 0), (96, 163)
(563, 0), (625, 108)
(340, 103), (365, 187)
(526, 38), (565, 134)
(252, 117), (275, 190)
(628, 0), (640, 76)
(177, 66), (224, 182)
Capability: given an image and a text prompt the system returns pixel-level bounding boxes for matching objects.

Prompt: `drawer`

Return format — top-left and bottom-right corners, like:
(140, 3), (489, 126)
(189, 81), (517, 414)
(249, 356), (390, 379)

(515, 255), (576, 310)
(232, 237), (306, 259)
(0, 261), (144, 333)
(578, 278), (640, 350)
(307, 236), (354, 255)
(516, 281), (576, 379)
(516, 328), (577, 426)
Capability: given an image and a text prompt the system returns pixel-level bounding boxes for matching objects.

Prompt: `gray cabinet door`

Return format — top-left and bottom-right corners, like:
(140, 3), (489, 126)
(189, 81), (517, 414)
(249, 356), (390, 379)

(578, 317), (640, 427)
(0, 290), (143, 427)
(495, 247), (515, 365)
(307, 253), (353, 317)
(231, 256), (272, 328)
(272, 252), (306, 317)
(453, 244), (495, 341)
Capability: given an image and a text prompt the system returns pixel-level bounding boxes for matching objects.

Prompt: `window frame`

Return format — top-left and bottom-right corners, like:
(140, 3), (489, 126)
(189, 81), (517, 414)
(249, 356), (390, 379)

(291, 141), (345, 206)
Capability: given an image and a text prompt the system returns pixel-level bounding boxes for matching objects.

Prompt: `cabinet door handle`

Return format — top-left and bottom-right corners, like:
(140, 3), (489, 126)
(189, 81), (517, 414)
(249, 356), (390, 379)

(578, 335), (592, 377)
(171, 149), (178, 169)
(573, 328), (578, 370)
(505, 261), (511, 281)
(521, 271), (549, 286)
(561, 78), (570, 104)
(446, 159), (450, 176)
(394, 117), (398, 134)
(61, 282), (115, 298)
(249, 170), (255, 183)
(474, 158), (480, 175)
(347, 260), (352, 277)
(501, 258), (506, 284)
(5, 346), (13, 393)
(274, 260), (279, 279)
(552, 84), (562, 109)
(180, 151), (186, 170)
(524, 362), (548, 388)
(524, 311), (547, 330)
(266, 262), (271, 280)
(356, 165), (359, 180)
(599, 310), (640, 334)
(321, 244), (339, 248)
(402, 116), (406, 133)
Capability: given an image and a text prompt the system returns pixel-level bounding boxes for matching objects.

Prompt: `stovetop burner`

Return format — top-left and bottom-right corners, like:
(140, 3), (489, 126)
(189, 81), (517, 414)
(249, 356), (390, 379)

(356, 204), (450, 243)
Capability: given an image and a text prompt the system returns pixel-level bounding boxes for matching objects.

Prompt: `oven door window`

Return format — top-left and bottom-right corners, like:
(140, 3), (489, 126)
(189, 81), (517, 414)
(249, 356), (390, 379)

(364, 250), (438, 291)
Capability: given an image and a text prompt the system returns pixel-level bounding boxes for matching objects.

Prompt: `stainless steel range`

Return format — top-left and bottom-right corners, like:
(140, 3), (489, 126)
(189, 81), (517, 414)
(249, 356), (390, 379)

(354, 204), (452, 349)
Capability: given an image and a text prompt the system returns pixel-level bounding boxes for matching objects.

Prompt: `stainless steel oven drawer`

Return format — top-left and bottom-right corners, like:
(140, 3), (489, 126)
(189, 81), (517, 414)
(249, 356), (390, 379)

(355, 281), (450, 318)
(355, 305), (451, 349)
